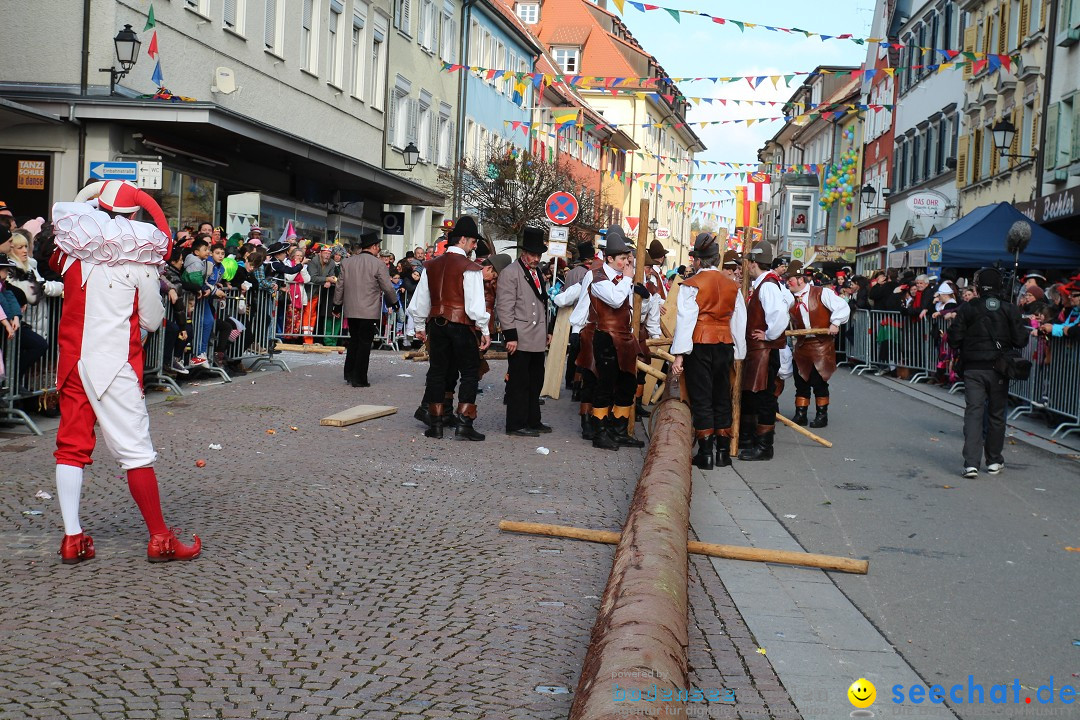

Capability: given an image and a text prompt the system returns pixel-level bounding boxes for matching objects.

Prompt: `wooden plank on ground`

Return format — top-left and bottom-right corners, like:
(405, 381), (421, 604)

(320, 405), (398, 427)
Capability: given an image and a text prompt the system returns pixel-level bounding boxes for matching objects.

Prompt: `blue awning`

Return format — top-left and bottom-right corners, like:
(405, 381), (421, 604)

(891, 202), (1080, 269)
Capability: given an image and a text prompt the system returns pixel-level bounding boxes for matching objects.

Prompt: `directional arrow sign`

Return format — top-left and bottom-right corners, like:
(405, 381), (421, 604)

(88, 161), (139, 182)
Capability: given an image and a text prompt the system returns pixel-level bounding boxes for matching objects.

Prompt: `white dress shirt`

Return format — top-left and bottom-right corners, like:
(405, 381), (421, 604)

(670, 268), (747, 360)
(568, 262), (635, 330)
(555, 273), (590, 333)
(791, 283), (850, 330)
(752, 272), (794, 342)
(406, 246), (490, 335)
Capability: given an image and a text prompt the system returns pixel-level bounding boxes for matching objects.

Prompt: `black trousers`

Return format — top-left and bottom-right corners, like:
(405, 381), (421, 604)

(962, 367), (1008, 468)
(345, 318), (378, 384)
(566, 332), (580, 388)
(579, 368), (596, 407)
(505, 349), (545, 431)
(684, 343), (735, 432)
(593, 331), (636, 410)
(744, 348), (781, 427)
(794, 366), (830, 399)
(423, 320), (480, 406)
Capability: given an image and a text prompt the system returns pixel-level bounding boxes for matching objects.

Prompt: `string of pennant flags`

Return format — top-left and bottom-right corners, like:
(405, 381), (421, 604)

(505, 104), (872, 132)
(526, 97), (895, 111)
(607, 0), (1013, 64)
(441, 58), (1015, 93)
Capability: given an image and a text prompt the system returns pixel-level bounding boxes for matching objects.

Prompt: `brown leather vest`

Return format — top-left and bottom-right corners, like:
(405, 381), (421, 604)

(587, 267), (632, 335)
(645, 267), (667, 300)
(425, 252), (481, 325)
(789, 285), (832, 333)
(683, 271), (738, 345)
(746, 273), (787, 350)
(484, 276), (497, 334)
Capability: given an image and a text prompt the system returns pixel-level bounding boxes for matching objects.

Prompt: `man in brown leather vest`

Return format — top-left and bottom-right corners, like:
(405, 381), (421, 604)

(670, 233), (746, 469)
(633, 239), (668, 419)
(557, 243), (604, 440)
(785, 262), (850, 428)
(739, 244), (794, 461)
(571, 226), (649, 450)
(407, 215), (491, 440)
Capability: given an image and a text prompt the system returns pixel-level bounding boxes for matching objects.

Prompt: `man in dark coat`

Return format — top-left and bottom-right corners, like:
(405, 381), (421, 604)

(333, 229), (397, 387)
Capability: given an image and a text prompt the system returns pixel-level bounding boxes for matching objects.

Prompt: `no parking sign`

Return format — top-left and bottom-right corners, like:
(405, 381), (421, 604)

(545, 191), (578, 226)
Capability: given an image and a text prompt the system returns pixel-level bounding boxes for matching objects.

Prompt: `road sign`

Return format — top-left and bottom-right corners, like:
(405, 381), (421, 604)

(137, 161), (163, 190)
(381, 211), (405, 235)
(548, 226), (568, 242)
(88, 161), (138, 182)
(790, 239), (808, 262)
(545, 191), (578, 226)
(655, 227), (670, 240)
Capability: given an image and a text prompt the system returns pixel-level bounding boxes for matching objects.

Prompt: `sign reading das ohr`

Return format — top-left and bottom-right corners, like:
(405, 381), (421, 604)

(545, 191), (578, 225)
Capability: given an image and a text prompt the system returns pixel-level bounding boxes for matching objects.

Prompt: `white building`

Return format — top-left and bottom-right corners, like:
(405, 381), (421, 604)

(0, 0), (443, 257)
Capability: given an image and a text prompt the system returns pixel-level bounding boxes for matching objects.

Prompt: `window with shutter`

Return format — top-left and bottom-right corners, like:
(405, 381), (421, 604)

(956, 135), (968, 188)
(998, 5), (1008, 53)
(963, 26), (976, 79)
(265, 0), (277, 48)
(388, 94), (398, 145)
(1019, 0), (1030, 37)
(971, 128), (983, 182)
(1072, 99), (1080, 163)
(1029, 104), (1040, 155)
(1045, 102), (1059, 167)
(403, 0), (412, 36)
(1009, 107), (1022, 168)
(407, 97), (419, 145)
(225, 0), (237, 28)
(428, 109), (438, 162)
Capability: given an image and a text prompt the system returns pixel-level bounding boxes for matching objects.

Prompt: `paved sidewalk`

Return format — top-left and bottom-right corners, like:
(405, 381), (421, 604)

(0, 350), (798, 720)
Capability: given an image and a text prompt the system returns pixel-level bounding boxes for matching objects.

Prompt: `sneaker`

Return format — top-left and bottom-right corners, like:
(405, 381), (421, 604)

(987, 463), (1003, 475)
(170, 359), (190, 375)
(189, 354), (207, 366)
(962, 467), (979, 479)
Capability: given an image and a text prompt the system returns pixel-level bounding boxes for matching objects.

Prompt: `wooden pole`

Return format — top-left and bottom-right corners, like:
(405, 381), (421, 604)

(775, 413), (833, 447)
(500, 520), (868, 574)
(785, 328), (833, 337)
(636, 359), (666, 382)
(730, 229), (753, 455)
(628, 198), (651, 428)
(644, 337), (673, 347)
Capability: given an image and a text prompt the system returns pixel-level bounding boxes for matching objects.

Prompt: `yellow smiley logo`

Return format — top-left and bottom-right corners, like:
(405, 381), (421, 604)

(848, 678), (876, 709)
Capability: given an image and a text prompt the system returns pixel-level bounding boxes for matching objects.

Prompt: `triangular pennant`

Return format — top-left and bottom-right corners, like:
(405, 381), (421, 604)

(144, 4), (156, 30)
(665, 8), (680, 22)
(147, 30), (159, 59)
(151, 60), (164, 86)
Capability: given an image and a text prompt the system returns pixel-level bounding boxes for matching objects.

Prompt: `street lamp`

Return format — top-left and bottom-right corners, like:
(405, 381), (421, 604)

(991, 119), (1037, 161)
(648, 217), (659, 235)
(389, 142), (421, 171)
(860, 184), (889, 212)
(99, 24), (142, 95)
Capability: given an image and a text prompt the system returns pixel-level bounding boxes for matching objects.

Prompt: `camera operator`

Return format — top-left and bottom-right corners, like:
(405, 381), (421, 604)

(947, 268), (1029, 479)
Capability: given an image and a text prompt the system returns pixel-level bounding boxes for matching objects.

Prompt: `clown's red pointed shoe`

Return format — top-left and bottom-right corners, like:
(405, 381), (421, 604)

(59, 532), (95, 564)
(147, 529), (202, 562)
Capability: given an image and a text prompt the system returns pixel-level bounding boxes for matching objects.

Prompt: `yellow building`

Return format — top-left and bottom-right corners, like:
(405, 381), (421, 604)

(957, 0), (1050, 212)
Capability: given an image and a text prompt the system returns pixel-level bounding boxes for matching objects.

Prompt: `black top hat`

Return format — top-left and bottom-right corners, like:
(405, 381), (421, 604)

(448, 215), (481, 241)
(689, 232), (719, 259)
(576, 241), (594, 260)
(519, 226), (548, 255)
(265, 241), (290, 256)
(604, 225), (632, 255)
(359, 229), (382, 249)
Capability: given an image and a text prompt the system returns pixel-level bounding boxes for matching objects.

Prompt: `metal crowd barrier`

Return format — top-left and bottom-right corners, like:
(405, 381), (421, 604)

(0, 295), (62, 435)
(1008, 335), (1080, 439)
(142, 322), (183, 396)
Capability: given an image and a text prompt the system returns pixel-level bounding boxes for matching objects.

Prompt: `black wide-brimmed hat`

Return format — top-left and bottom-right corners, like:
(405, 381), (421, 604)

(646, 239), (669, 265)
(475, 237), (492, 259)
(519, 226), (548, 255)
(359, 229), (382, 248)
(265, 241), (290, 256)
(576, 241), (594, 260)
(0, 253), (16, 269)
(604, 225), (632, 255)
(448, 215), (481, 241)
(689, 232), (719, 259)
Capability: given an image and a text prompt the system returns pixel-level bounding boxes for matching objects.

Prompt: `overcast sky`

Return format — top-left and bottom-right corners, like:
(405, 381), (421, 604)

(613, 0), (876, 227)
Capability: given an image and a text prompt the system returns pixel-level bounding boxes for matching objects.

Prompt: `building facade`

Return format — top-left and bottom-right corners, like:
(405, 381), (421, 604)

(956, 0), (1050, 216)
(887, 0), (967, 260)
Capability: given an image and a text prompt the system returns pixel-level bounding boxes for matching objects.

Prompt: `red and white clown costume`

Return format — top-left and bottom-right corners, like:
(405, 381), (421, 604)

(50, 180), (200, 564)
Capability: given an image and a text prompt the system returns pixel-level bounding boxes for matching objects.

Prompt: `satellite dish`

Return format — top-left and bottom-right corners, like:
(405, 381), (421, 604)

(212, 67), (237, 94)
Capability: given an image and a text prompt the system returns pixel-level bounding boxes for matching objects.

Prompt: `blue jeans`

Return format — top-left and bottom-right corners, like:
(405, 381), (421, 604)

(194, 299), (215, 356)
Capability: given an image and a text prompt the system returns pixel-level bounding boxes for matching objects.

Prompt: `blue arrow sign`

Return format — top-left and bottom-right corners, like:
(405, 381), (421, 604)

(88, 161), (138, 181)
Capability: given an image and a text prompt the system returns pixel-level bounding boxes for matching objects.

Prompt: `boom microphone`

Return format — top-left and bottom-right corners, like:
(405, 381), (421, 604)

(1006, 220), (1032, 255)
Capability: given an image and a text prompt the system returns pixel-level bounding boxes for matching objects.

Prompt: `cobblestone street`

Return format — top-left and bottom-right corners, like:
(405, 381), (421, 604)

(0, 351), (798, 720)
